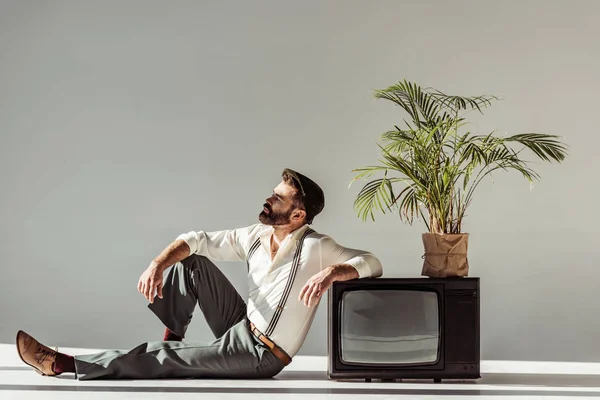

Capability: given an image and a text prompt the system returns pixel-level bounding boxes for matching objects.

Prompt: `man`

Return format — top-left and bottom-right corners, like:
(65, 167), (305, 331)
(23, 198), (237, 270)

(16, 168), (383, 380)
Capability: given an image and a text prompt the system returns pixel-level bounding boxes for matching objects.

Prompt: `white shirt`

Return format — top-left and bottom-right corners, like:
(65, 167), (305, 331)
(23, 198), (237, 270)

(176, 223), (383, 358)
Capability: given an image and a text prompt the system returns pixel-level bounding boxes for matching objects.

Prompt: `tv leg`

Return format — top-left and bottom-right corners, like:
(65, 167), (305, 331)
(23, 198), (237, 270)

(434, 378), (442, 383)
(365, 378), (371, 383)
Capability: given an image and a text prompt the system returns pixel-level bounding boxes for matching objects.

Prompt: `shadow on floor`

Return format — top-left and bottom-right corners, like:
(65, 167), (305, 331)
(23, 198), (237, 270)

(3, 368), (600, 397)
(277, 370), (600, 388)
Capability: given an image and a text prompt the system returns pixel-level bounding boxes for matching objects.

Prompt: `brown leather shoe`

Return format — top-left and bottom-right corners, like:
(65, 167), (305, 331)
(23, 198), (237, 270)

(16, 330), (59, 376)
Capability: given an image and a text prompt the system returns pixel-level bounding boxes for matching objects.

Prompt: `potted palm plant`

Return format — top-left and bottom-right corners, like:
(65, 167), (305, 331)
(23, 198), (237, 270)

(350, 80), (568, 277)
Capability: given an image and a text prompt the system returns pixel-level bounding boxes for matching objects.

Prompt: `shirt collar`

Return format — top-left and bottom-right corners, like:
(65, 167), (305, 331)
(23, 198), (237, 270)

(259, 223), (311, 248)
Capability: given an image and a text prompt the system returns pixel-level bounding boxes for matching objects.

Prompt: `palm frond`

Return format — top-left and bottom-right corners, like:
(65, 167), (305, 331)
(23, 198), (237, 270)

(397, 185), (422, 225)
(353, 176), (405, 221)
(427, 89), (499, 114)
(504, 133), (569, 162)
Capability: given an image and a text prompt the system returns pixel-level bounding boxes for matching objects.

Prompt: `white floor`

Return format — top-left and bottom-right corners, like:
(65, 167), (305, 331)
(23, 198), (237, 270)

(2, 344), (600, 399)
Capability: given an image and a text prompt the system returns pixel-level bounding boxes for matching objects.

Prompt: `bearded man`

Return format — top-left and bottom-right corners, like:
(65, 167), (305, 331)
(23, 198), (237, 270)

(17, 168), (383, 380)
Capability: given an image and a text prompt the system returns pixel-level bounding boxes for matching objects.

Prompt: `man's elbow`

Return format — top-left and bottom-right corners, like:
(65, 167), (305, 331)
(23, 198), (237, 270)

(370, 256), (383, 278)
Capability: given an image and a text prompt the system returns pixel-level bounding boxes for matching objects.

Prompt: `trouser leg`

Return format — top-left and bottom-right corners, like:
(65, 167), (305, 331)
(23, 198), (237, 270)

(147, 255), (247, 339)
(72, 256), (285, 380)
(73, 319), (284, 380)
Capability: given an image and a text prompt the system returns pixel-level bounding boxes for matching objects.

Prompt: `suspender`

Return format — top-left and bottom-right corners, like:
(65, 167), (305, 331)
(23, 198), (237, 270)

(246, 237), (261, 271)
(246, 228), (315, 336)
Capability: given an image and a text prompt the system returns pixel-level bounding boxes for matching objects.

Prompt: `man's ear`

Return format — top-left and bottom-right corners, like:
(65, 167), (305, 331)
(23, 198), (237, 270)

(293, 209), (306, 221)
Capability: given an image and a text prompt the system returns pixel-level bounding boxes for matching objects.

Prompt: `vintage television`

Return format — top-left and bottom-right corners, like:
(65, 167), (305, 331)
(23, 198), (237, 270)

(328, 277), (480, 382)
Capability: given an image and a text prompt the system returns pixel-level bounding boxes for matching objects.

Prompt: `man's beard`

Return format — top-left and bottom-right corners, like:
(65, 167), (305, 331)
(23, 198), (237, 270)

(259, 204), (293, 226)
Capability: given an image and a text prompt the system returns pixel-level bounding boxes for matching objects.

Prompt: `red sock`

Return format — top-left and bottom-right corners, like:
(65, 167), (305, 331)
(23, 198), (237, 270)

(163, 328), (183, 341)
(52, 352), (75, 374)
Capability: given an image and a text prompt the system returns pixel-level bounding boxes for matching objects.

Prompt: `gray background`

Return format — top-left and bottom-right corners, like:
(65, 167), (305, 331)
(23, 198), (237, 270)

(1, 0), (598, 362)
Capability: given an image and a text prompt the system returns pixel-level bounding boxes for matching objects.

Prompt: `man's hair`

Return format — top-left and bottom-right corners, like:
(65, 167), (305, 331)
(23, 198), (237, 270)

(281, 169), (325, 225)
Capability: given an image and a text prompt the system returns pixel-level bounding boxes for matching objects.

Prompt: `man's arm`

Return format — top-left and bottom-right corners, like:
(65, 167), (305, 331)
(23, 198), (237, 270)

(328, 263), (360, 281)
(176, 223), (260, 261)
(298, 236), (383, 307)
(138, 223), (259, 303)
(138, 239), (191, 303)
(319, 235), (383, 279)
(152, 239), (191, 270)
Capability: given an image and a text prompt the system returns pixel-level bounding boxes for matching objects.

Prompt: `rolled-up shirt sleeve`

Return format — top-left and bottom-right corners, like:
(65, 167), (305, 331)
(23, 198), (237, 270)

(319, 235), (383, 279)
(176, 223), (259, 262)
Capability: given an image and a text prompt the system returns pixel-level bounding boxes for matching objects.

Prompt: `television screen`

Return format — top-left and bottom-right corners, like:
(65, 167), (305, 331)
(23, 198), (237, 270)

(340, 289), (440, 365)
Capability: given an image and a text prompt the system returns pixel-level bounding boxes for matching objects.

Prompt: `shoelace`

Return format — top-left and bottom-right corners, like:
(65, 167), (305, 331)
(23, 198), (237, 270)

(34, 346), (58, 365)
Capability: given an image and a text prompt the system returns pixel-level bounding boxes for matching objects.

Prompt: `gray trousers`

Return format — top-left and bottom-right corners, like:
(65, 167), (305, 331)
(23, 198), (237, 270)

(73, 255), (285, 380)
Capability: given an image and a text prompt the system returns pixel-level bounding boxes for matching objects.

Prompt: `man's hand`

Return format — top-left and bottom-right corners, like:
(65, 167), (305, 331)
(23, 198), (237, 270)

(138, 262), (164, 303)
(137, 239), (191, 303)
(298, 267), (336, 307)
(298, 264), (360, 307)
